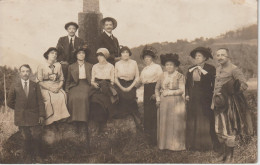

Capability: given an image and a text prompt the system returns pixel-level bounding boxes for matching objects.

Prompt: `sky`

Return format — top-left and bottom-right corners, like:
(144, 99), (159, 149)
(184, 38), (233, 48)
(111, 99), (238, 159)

(0, 0), (257, 69)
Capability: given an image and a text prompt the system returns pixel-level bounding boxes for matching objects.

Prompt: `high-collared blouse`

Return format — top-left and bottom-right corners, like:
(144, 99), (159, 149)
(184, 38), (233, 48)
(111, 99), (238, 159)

(36, 62), (64, 82)
(78, 63), (86, 79)
(155, 71), (185, 101)
(115, 59), (139, 81)
(214, 62), (247, 95)
(140, 62), (163, 84)
(91, 62), (115, 83)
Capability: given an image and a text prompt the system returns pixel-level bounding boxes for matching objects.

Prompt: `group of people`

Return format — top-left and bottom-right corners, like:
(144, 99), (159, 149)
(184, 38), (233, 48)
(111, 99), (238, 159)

(7, 17), (253, 163)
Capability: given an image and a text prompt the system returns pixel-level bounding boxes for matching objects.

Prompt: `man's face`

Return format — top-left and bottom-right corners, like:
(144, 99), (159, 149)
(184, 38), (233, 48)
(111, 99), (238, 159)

(67, 25), (77, 37)
(103, 21), (114, 33)
(19, 66), (31, 81)
(215, 49), (229, 65)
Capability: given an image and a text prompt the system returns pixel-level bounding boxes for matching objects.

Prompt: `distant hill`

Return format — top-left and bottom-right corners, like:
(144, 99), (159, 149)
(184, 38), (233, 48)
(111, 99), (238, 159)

(131, 24), (258, 79)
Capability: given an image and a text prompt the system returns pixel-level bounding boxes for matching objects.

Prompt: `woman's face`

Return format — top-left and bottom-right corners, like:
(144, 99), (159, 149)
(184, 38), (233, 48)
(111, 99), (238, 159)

(97, 55), (106, 63)
(48, 50), (58, 61)
(194, 52), (206, 65)
(77, 51), (86, 61)
(165, 61), (176, 73)
(121, 50), (130, 60)
(144, 55), (153, 65)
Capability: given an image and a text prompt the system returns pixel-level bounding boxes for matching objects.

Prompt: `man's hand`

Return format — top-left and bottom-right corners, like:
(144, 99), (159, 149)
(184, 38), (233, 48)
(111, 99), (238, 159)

(39, 117), (45, 125)
(150, 94), (156, 100)
(92, 82), (99, 89)
(185, 96), (190, 101)
(156, 101), (160, 108)
(240, 83), (248, 92)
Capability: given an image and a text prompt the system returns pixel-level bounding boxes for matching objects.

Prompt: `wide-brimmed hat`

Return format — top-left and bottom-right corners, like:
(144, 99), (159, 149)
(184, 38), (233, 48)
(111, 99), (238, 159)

(140, 45), (157, 59)
(120, 46), (132, 56)
(101, 17), (117, 29)
(73, 47), (90, 59)
(160, 53), (180, 66)
(96, 48), (110, 59)
(65, 22), (79, 30)
(190, 47), (213, 60)
(43, 47), (59, 59)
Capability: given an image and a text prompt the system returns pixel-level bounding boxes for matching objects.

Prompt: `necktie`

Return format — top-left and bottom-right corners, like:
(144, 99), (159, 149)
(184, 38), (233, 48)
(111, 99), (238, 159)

(68, 38), (74, 63)
(24, 81), (28, 97)
(110, 35), (113, 40)
(69, 38), (73, 52)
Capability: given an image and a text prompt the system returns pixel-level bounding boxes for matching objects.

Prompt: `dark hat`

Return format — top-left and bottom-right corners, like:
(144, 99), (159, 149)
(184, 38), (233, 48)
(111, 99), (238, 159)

(74, 47), (89, 57)
(160, 53), (180, 66)
(190, 47), (213, 60)
(120, 46), (132, 56)
(140, 45), (157, 59)
(101, 17), (117, 29)
(213, 94), (227, 110)
(43, 47), (59, 59)
(222, 79), (241, 95)
(64, 22), (79, 30)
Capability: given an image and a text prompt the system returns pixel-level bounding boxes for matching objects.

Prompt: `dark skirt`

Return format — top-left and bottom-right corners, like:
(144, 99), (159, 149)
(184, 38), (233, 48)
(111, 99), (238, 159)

(68, 79), (90, 122)
(143, 83), (157, 144)
(186, 82), (215, 151)
(114, 78), (139, 118)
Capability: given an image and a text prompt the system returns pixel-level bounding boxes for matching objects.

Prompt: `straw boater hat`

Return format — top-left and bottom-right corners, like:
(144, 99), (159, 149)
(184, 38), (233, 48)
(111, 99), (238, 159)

(43, 47), (59, 59)
(190, 47), (213, 60)
(101, 17), (117, 29)
(140, 45), (157, 59)
(160, 53), (180, 66)
(96, 48), (110, 59)
(64, 22), (79, 30)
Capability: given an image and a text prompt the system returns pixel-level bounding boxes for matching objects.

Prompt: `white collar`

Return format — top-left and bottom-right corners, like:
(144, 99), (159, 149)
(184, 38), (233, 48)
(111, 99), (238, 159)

(189, 65), (208, 75)
(146, 62), (154, 67)
(21, 79), (29, 84)
(68, 35), (76, 40)
(104, 30), (113, 37)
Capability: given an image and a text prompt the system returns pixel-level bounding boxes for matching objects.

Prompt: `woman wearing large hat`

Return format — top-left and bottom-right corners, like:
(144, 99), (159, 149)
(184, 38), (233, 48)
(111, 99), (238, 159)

(155, 53), (186, 151)
(137, 45), (163, 145)
(185, 47), (218, 151)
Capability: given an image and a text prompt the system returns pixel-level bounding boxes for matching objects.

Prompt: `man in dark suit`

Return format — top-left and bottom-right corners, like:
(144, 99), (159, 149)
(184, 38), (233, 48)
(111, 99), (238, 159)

(56, 22), (86, 87)
(7, 64), (45, 163)
(97, 17), (120, 65)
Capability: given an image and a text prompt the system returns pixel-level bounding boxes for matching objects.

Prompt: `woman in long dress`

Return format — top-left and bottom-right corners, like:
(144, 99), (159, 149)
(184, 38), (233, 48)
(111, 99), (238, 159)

(185, 47), (217, 151)
(114, 46), (141, 125)
(155, 53), (186, 151)
(137, 45), (163, 145)
(89, 48), (116, 132)
(36, 47), (70, 125)
(65, 48), (92, 126)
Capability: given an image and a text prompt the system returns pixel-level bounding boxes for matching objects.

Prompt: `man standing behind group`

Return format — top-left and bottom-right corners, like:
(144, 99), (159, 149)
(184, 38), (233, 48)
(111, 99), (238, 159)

(97, 17), (120, 65)
(56, 22), (86, 85)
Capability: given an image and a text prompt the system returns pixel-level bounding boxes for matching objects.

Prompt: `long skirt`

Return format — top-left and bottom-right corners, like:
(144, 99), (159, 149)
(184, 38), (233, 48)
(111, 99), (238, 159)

(158, 95), (186, 151)
(40, 81), (70, 125)
(114, 79), (139, 118)
(68, 79), (90, 122)
(143, 83), (157, 144)
(186, 83), (215, 150)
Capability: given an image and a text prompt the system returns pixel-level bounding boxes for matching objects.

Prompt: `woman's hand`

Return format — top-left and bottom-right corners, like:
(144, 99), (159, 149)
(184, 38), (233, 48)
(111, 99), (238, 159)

(150, 94), (156, 100)
(39, 117), (45, 125)
(135, 81), (142, 89)
(162, 90), (168, 97)
(185, 96), (190, 101)
(156, 101), (160, 108)
(92, 82), (99, 89)
(240, 82), (248, 91)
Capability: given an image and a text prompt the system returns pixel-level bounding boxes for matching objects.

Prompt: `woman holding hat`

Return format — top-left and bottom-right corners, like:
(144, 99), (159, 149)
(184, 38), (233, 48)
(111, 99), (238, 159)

(155, 53), (186, 151)
(185, 47), (217, 151)
(89, 48), (117, 132)
(138, 45), (163, 145)
(36, 47), (70, 126)
(114, 46), (141, 124)
(65, 48), (93, 124)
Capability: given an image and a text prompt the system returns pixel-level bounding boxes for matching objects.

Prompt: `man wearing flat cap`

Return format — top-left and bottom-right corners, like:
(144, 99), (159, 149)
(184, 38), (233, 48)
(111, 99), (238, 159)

(212, 48), (253, 163)
(97, 17), (120, 65)
(56, 22), (87, 88)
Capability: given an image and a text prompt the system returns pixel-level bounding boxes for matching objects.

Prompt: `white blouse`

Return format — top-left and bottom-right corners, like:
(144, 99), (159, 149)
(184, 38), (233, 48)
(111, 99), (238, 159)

(140, 62), (163, 84)
(91, 62), (114, 83)
(78, 63), (86, 79)
(115, 59), (139, 81)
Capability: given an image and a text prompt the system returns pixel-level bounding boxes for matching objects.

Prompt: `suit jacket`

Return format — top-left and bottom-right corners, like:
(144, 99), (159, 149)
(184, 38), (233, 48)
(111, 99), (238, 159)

(56, 36), (85, 64)
(185, 63), (216, 108)
(7, 79), (45, 126)
(97, 32), (120, 65)
(65, 62), (93, 93)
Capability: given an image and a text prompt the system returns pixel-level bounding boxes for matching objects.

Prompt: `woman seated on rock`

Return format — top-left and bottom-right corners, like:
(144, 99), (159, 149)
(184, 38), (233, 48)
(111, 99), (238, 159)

(36, 47), (70, 126)
(114, 46), (141, 127)
(65, 48), (93, 134)
(89, 48), (118, 133)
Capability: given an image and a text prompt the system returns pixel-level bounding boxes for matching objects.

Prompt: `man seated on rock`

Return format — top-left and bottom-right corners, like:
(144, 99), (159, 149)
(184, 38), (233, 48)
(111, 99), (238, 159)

(56, 22), (87, 88)
(7, 64), (45, 163)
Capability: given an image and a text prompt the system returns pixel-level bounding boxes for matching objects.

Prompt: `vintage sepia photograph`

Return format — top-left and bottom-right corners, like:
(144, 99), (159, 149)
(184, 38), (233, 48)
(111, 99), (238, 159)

(0, 0), (257, 163)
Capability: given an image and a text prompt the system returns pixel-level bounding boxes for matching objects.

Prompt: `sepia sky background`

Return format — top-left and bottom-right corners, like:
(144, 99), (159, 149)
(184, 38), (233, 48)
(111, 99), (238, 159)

(0, 0), (257, 70)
